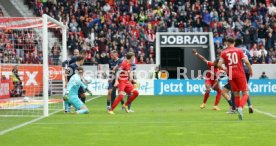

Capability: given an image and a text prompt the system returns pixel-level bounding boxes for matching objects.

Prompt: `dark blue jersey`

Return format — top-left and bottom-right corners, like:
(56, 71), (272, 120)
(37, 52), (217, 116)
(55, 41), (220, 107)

(69, 56), (77, 65)
(238, 45), (252, 74)
(66, 63), (79, 81)
(109, 58), (123, 76)
(108, 58), (123, 79)
(109, 58), (121, 71)
(116, 58), (124, 68)
(62, 56), (77, 67)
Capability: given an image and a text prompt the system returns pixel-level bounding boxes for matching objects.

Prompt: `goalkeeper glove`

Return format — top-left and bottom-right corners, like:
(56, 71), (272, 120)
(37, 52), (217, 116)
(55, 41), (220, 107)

(63, 91), (69, 101)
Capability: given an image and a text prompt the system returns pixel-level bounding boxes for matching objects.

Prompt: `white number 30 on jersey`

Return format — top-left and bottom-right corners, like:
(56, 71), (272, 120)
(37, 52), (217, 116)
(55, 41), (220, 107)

(226, 52), (238, 65)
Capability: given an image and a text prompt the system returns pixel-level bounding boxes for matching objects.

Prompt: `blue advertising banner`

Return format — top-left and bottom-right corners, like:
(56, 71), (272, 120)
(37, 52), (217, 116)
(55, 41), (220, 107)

(154, 79), (276, 95)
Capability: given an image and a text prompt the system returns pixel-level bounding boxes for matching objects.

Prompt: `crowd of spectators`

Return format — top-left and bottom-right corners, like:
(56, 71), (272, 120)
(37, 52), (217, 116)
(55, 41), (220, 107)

(0, 25), (61, 65)
(0, 7), (62, 64)
(2, 0), (276, 64)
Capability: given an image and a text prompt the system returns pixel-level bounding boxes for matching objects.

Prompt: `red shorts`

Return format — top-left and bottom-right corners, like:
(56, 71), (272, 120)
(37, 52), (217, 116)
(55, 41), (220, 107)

(205, 79), (216, 86)
(117, 81), (134, 94)
(229, 77), (248, 92)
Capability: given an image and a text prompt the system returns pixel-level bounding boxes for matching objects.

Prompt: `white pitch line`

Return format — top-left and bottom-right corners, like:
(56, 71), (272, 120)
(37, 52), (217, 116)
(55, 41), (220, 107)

(253, 108), (276, 119)
(33, 120), (276, 125)
(0, 96), (102, 135)
(0, 115), (40, 117)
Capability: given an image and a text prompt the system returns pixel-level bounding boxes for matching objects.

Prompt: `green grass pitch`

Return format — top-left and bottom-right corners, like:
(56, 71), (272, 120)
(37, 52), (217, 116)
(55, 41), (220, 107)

(1, 95), (276, 146)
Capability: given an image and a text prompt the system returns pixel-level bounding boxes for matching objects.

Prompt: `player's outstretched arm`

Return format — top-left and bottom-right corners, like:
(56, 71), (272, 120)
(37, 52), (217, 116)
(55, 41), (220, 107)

(64, 67), (72, 87)
(65, 78), (75, 93)
(78, 76), (87, 89)
(111, 70), (119, 88)
(85, 88), (93, 96)
(112, 58), (124, 72)
(77, 77), (93, 96)
(243, 57), (253, 77)
(64, 71), (68, 87)
(80, 80), (86, 89)
(192, 49), (208, 64)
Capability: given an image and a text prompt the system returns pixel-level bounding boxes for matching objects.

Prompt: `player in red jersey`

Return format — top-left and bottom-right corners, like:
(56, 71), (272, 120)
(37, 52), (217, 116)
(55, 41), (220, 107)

(218, 37), (253, 120)
(108, 52), (139, 114)
(192, 49), (222, 111)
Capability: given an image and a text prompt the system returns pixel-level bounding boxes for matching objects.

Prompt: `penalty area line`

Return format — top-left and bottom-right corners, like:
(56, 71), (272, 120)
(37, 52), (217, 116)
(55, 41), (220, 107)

(0, 95), (102, 135)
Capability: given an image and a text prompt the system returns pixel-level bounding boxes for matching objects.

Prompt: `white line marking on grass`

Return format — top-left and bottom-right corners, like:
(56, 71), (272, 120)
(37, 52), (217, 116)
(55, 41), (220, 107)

(0, 115), (40, 117)
(244, 106), (276, 118)
(0, 96), (102, 135)
(253, 108), (276, 118)
(33, 120), (276, 125)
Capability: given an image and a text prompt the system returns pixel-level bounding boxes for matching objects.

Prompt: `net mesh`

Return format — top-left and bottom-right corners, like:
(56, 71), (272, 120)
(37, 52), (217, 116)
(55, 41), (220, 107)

(0, 17), (64, 119)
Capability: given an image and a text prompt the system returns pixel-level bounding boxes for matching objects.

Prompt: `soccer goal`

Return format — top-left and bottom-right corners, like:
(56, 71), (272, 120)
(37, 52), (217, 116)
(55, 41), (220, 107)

(0, 14), (67, 126)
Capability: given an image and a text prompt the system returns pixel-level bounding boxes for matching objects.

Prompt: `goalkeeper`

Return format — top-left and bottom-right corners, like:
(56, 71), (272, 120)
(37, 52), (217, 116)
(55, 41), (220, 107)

(63, 66), (92, 114)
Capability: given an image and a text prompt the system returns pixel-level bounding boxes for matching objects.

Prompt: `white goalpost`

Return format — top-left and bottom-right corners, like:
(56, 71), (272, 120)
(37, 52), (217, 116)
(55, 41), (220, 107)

(42, 14), (67, 116)
(0, 14), (67, 120)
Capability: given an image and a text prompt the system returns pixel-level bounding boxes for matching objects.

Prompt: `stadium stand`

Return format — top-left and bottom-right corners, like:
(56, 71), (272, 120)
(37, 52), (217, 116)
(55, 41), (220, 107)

(0, 17), (43, 64)
(1, 0), (276, 64)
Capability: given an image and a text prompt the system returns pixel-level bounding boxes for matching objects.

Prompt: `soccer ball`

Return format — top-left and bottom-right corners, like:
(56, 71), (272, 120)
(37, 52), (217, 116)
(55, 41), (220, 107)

(83, 76), (93, 84)
(23, 97), (30, 102)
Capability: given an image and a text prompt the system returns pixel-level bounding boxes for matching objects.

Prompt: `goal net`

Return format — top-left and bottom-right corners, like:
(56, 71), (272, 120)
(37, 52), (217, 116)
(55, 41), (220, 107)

(0, 15), (67, 131)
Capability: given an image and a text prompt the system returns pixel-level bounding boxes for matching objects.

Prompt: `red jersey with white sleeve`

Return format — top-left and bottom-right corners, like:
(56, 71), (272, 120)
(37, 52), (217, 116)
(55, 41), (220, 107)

(118, 60), (131, 82)
(117, 59), (134, 94)
(220, 47), (247, 91)
(206, 61), (220, 80)
(205, 61), (221, 86)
